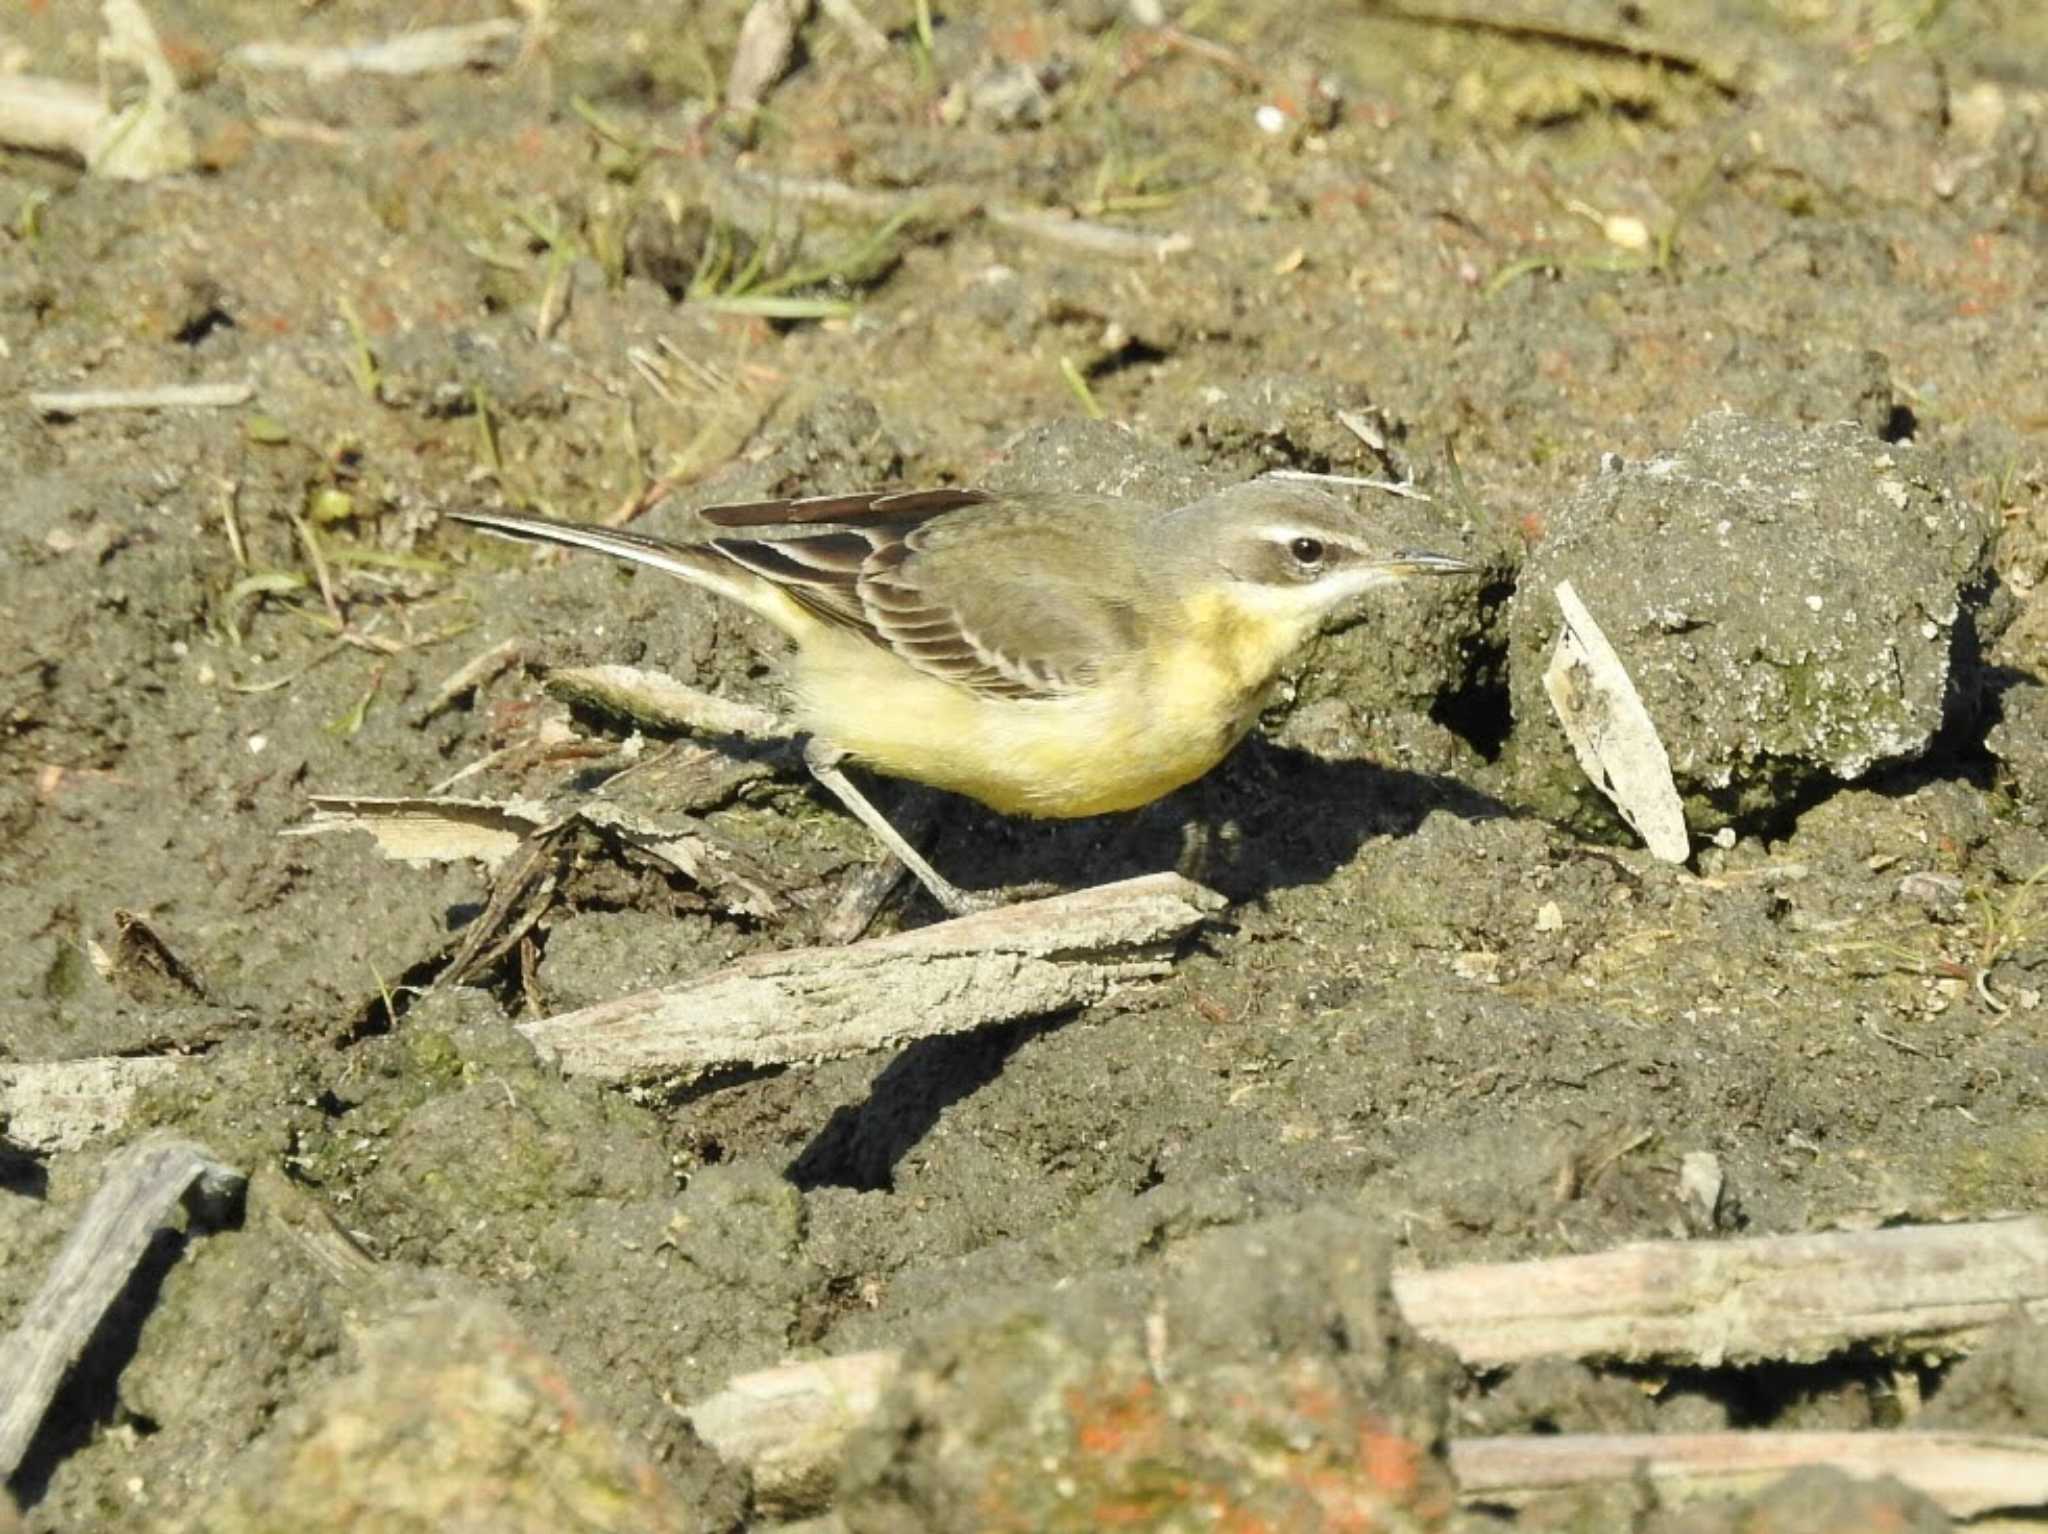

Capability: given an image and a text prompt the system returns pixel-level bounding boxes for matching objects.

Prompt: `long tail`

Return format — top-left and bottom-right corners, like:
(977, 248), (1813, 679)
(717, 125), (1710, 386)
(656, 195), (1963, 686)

(445, 510), (715, 579)
(446, 509), (794, 628)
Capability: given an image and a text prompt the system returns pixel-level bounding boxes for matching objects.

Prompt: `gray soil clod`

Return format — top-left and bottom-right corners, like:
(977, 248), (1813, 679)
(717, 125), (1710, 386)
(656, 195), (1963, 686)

(1509, 414), (1999, 837)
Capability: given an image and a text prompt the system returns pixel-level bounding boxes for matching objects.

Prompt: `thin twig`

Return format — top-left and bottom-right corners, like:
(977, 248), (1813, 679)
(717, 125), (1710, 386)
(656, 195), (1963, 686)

(226, 20), (522, 80)
(289, 513), (344, 627)
(30, 381), (253, 417)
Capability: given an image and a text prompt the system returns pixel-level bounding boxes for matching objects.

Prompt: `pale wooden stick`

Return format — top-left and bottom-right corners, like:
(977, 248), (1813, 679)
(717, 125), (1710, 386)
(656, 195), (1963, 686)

(543, 663), (784, 740)
(29, 381), (254, 417)
(225, 20), (522, 80)
(0, 1137), (246, 1482)
(517, 873), (1225, 1083)
(1390, 1215), (2048, 1368)
(1448, 1430), (2048, 1519)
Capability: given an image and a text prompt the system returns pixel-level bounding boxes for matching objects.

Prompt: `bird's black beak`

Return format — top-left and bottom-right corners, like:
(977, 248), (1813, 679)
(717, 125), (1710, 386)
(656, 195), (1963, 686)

(1382, 550), (1475, 577)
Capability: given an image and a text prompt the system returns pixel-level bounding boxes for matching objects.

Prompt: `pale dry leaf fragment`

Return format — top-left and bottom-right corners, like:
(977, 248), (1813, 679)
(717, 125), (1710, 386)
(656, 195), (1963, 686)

(285, 794), (554, 868)
(1335, 407), (1387, 453)
(1543, 579), (1690, 862)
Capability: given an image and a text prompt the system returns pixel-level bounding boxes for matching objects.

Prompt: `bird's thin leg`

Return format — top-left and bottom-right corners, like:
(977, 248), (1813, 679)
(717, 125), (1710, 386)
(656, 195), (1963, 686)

(801, 739), (996, 918)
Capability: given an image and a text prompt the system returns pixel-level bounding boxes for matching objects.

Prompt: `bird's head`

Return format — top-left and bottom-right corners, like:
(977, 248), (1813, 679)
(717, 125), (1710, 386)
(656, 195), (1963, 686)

(1161, 481), (1472, 653)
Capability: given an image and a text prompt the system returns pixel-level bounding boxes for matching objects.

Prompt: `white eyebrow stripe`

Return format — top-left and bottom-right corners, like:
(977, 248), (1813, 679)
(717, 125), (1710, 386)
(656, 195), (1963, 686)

(1252, 522), (1366, 550)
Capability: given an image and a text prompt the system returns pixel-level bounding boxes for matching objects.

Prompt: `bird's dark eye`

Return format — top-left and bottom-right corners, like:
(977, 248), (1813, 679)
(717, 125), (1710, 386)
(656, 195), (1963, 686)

(1289, 536), (1326, 568)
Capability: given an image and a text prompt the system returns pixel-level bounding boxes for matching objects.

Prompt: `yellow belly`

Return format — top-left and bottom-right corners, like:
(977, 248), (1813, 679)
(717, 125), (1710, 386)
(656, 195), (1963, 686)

(788, 630), (1265, 818)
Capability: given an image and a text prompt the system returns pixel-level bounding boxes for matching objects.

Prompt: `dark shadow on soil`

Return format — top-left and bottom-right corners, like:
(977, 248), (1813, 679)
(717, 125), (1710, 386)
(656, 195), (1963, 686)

(788, 742), (1507, 1191)
(1, 1155), (51, 1200)
(789, 1018), (1052, 1192)
(5, 1227), (187, 1510)
(900, 735), (1513, 914)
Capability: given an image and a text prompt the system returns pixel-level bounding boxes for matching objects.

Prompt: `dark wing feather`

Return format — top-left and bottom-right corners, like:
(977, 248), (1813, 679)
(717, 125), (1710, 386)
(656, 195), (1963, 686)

(457, 491), (1141, 703)
(699, 489), (1000, 638)
(698, 487), (995, 528)
(710, 530), (876, 630)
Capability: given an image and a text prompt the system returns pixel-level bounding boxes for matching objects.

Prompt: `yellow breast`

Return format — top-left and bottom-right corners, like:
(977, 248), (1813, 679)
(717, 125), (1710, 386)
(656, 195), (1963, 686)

(785, 587), (1310, 819)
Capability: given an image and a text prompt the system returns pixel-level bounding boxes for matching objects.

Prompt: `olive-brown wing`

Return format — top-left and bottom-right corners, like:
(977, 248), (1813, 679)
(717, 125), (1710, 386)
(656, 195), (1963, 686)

(854, 498), (1149, 700)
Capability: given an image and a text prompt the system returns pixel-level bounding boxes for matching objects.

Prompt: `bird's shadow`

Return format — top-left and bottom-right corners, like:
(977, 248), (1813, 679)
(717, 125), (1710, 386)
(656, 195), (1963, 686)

(898, 734), (1509, 910)
(787, 738), (1508, 1193)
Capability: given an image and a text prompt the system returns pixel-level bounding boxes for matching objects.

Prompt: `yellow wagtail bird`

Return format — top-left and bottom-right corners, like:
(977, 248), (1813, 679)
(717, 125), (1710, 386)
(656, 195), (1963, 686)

(449, 480), (1471, 916)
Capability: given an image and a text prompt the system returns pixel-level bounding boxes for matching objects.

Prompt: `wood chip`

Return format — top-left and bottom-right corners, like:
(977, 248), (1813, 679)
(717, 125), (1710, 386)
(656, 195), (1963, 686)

(0, 1137), (246, 1483)
(517, 873), (1225, 1083)
(1543, 578), (1690, 862)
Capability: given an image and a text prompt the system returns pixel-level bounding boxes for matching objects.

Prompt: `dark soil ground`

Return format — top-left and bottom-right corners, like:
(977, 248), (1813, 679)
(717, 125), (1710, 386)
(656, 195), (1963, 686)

(2, 1), (2045, 1529)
